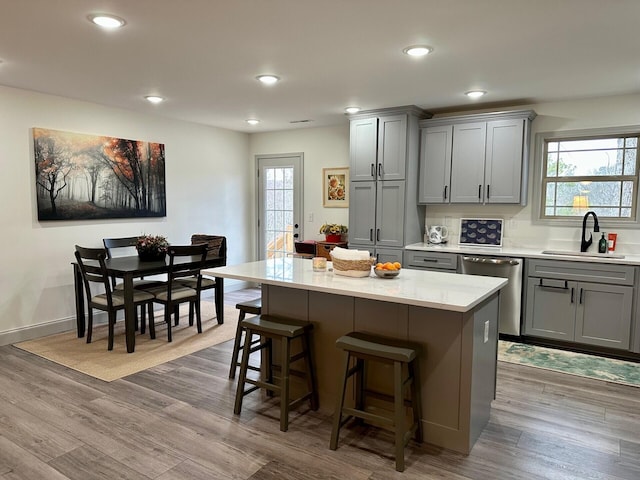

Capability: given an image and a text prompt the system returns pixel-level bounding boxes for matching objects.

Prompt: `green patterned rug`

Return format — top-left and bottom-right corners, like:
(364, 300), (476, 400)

(498, 341), (640, 387)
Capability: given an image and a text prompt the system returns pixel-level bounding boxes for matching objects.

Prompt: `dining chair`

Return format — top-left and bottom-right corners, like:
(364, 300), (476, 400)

(103, 236), (166, 288)
(74, 245), (156, 350)
(103, 236), (166, 333)
(176, 234), (227, 320)
(142, 244), (208, 342)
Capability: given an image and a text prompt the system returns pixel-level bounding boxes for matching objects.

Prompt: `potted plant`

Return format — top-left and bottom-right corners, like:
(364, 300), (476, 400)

(136, 234), (169, 261)
(319, 223), (348, 243)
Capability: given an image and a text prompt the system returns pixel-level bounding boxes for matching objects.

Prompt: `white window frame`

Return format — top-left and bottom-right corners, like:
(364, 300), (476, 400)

(533, 125), (640, 228)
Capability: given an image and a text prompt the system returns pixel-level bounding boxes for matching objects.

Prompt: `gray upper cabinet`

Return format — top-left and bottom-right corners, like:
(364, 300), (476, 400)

(377, 115), (407, 180)
(450, 122), (487, 203)
(418, 125), (452, 203)
(348, 106), (430, 255)
(418, 109), (536, 206)
(350, 117), (378, 181)
(485, 119), (526, 203)
(350, 114), (408, 182)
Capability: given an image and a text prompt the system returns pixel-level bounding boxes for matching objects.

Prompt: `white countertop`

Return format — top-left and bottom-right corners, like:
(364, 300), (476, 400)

(405, 242), (640, 266)
(204, 258), (507, 312)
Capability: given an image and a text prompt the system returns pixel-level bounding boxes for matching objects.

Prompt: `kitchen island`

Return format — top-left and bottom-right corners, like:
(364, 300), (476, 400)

(205, 258), (507, 454)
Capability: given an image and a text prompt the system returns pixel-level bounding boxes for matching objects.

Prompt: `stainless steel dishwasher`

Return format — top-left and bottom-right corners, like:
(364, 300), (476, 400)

(460, 255), (523, 336)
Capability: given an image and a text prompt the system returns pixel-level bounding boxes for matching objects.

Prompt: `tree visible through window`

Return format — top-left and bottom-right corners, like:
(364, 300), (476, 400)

(542, 135), (639, 220)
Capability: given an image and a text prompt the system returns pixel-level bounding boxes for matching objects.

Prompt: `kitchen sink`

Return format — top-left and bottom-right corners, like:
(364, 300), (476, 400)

(541, 250), (625, 259)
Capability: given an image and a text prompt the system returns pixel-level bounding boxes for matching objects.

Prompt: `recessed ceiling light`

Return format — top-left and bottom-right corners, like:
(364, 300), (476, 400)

(465, 90), (487, 99)
(345, 107), (361, 114)
(402, 45), (433, 57)
(145, 95), (164, 104)
(88, 14), (126, 29)
(246, 119), (260, 125)
(256, 75), (280, 85)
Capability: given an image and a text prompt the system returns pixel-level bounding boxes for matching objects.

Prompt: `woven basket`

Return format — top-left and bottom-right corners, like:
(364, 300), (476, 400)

(330, 254), (374, 275)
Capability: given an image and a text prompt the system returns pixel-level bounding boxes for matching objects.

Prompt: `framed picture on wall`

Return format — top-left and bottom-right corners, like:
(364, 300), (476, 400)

(33, 127), (166, 221)
(322, 167), (349, 208)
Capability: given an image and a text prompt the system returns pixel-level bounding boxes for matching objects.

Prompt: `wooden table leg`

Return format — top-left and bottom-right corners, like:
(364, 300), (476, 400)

(123, 273), (136, 353)
(216, 277), (224, 324)
(73, 264), (85, 338)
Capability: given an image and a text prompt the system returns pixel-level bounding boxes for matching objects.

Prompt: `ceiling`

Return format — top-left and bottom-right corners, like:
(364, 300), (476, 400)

(1, 0), (639, 133)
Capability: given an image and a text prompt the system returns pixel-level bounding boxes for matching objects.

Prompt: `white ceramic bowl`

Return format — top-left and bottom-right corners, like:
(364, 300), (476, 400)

(373, 268), (400, 279)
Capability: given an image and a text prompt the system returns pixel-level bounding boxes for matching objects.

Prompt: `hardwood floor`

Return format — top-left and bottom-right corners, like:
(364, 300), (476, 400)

(1, 287), (639, 479)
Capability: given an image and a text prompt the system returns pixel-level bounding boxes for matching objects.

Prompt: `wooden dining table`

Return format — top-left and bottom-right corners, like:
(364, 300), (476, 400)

(73, 254), (226, 353)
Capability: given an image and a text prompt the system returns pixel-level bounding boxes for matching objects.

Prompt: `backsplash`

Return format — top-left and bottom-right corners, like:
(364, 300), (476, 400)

(424, 205), (640, 254)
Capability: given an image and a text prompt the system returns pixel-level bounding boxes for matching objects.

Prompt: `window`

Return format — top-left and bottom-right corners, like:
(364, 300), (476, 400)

(541, 131), (639, 222)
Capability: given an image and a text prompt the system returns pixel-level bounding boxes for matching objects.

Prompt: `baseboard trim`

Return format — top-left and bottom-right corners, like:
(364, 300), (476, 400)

(2, 280), (256, 346)
(1, 317), (78, 346)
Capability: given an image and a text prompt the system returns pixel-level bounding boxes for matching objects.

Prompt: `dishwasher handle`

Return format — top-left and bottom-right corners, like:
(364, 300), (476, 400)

(462, 256), (520, 266)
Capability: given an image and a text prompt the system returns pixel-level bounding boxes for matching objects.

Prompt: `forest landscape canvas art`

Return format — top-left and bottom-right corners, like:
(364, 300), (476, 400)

(33, 128), (166, 220)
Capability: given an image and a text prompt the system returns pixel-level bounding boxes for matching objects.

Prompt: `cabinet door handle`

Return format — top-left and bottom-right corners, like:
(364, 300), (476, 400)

(478, 184), (482, 200)
(369, 228), (373, 241)
(443, 185), (448, 200)
(370, 163), (375, 177)
(570, 287), (574, 303)
(538, 279), (568, 290)
(579, 288), (584, 304)
(377, 163), (382, 178)
(376, 228), (380, 241)
(421, 258), (438, 263)
(487, 185), (490, 199)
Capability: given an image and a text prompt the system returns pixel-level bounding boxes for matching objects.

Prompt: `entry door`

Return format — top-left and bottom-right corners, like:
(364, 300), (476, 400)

(256, 153), (303, 260)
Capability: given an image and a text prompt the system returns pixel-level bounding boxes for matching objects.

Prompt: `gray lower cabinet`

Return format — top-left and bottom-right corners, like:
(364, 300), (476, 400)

(405, 250), (458, 272)
(524, 259), (634, 350)
(374, 247), (403, 265)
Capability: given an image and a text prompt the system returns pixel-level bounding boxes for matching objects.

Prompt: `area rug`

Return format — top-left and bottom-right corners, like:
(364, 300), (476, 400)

(13, 303), (245, 382)
(498, 340), (640, 387)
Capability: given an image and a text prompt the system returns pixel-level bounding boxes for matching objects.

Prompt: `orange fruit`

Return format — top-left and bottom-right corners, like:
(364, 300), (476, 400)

(383, 262), (395, 270)
(393, 262), (402, 269)
(375, 263), (383, 270)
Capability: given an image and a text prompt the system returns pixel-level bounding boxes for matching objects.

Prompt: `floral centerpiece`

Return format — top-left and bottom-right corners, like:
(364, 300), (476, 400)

(319, 223), (348, 242)
(136, 234), (169, 261)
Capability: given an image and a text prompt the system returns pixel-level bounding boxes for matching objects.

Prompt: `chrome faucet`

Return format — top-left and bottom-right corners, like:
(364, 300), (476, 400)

(580, 211), (600, 252)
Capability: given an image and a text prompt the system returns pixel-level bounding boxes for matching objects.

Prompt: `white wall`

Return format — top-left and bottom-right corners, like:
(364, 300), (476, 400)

(249, 125), (350, 249)
(5, 89), (640, 344)
(425, 93), (640, 253)
(249, 93), (640, 256)
(0, 85), (252, 344)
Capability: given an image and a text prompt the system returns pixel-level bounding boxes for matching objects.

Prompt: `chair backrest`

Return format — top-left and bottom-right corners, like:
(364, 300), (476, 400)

(191, 234), (227, 263)
(74, 245), (116, 307)
(103, 236), (139, 258)
(166, 244), (208, 291)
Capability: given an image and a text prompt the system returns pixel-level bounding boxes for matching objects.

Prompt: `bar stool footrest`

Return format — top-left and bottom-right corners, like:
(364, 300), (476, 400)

(342, 407), (395, 427)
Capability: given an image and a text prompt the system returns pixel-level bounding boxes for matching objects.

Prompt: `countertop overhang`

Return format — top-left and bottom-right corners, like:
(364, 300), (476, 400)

(204, 258), (506, 312)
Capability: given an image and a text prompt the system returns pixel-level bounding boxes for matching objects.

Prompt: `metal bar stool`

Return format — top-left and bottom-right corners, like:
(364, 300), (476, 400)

(228, 298), (262, 379)
(329, 331), (423, 472)
(233, 314), (319, 432)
